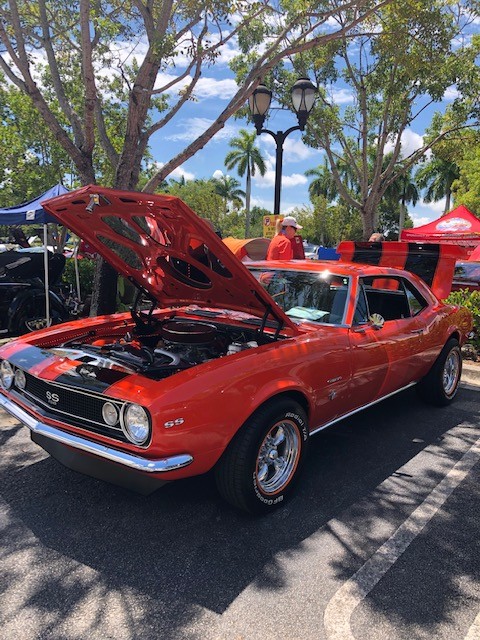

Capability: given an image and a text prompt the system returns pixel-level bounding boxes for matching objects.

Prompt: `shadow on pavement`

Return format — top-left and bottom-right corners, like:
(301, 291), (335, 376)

(1, 386), (478, 638)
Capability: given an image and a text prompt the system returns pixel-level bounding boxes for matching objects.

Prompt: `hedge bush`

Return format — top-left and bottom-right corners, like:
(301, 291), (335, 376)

(445, 289), (480, 353)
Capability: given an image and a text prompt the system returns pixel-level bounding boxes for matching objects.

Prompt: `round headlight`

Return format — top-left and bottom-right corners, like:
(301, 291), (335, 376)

(14, 368), (26, 390)
(0, 360), (14, 390)
(122, 404), (150, 445)
(102, 401), (119, 426)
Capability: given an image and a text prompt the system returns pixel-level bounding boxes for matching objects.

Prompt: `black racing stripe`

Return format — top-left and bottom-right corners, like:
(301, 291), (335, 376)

(55, 366), (131, 394)
(6, 346), (56, 370)
(6, 346), (130, 394)
(404, 243), (440, 287)
(352, 243), (383, 265)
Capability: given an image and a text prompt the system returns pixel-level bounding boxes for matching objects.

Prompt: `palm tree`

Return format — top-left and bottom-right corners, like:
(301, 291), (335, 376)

(212, 175), (245, 216)
(168, 174), (186, 188)
(225, 129), (266, 237)
(385, 168), (420, 238)
(305, 158), (338, 202)
(415, 157), (460, 214)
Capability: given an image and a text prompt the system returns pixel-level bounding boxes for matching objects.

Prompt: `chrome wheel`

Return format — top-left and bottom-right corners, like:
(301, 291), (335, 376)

(256, 420), (300, 495)
(25, 317), (50, 331)
(443, 349), (460, 396)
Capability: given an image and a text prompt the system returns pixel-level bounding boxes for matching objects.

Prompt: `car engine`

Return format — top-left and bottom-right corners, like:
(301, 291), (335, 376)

(53, 319), (270, 380)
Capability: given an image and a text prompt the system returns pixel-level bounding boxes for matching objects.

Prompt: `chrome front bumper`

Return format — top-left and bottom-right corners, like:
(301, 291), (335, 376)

(0, 393), (193, 473)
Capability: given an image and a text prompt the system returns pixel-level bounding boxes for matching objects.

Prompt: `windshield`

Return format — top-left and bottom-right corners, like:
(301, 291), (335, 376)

(454, 262), (480, 281)
(249, 267), (350, 324)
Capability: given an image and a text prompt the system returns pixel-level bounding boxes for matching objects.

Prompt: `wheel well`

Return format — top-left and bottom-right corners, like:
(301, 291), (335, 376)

(256, 390), (310, 421)
(449, 331), (460, 345)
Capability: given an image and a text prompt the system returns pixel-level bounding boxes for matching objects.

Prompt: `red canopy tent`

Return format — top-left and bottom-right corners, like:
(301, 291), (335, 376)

(401, 205), (480, 257)
(469, 244), (480, 261)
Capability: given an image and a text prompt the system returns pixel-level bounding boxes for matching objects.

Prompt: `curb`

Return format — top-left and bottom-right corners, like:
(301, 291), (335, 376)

(461, 362), (480, 387)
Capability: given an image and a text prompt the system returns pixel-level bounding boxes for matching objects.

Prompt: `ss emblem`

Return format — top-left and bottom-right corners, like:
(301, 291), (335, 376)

(46, 391), (60, 405)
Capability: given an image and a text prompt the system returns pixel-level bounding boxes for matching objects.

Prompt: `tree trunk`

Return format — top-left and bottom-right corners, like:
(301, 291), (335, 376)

(444, 189), (451, 214)
(398, 198), (406, 240)
(90, 256), (118, 317)
(361, 207), (375, 240)
(245, 167), (251, 239)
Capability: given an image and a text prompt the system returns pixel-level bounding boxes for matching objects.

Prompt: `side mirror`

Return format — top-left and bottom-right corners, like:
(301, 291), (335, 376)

(369, 313), (385, 329)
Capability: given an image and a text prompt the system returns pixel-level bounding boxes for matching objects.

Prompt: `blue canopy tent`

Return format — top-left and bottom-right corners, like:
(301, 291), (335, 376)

(0, 183), (68, 225)
(0, 184), (70, 327)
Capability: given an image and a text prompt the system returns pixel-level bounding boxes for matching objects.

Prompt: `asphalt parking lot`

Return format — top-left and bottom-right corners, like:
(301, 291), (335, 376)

(0, 376), (479, 640)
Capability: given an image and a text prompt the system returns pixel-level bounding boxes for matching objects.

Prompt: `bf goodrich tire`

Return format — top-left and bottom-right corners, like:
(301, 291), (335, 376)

(215, 398), (309, 514)
(416, 338), (462, 406)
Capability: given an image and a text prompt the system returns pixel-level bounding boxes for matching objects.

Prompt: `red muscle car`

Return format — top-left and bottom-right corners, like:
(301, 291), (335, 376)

(0, 186), (473, 513)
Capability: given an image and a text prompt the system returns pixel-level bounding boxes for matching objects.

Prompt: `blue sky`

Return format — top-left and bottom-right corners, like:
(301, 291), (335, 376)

(146, 17), (480, 230)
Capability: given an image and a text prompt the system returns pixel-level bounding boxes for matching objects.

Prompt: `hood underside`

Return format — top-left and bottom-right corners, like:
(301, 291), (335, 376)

(43, 185), (297, 332)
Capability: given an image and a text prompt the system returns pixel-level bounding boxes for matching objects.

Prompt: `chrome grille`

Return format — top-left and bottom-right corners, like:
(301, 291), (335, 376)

(21, 372), (128, 442)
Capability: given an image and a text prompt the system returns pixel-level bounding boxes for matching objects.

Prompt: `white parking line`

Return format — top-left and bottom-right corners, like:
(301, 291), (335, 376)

(324, 436), (480, 640)
(464, 610), (480, 640)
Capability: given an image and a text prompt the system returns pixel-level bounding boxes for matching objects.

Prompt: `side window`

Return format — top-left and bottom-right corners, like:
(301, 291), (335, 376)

(362, 276), (411, 321)
(403, 279), (428, 316)
(353, 285), (369, 325)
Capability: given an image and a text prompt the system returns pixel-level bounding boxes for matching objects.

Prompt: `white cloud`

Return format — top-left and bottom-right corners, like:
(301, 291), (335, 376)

(410, 215), (432, 228)
(409, 198), (447, 227)
(154, 161), (195, 181)
(281, 173), (309, 188)
(196, 77), (238, 99)
(116, 31), (241, 70)
(212, 169), (224, 179)
(173, 31), (241, 68)
(255, 169), (308, 189)
(170, 166), (195, 181)
(384, 128), (424, 158)
(253, 150), (308, 189)
(154, 72), (237, 100)
(250, 196), (272, 209)
(326, 16), (340, 28)
(420, 197), (446, 214)
(443, 86), (460, 101)
(261, 136), (319, 162)
(166, 117), (239, 142)
(330, 87), (354, 104)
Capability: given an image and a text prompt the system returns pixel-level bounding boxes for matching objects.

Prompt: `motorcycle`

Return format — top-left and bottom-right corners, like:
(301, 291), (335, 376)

(0, 249), (70, 336)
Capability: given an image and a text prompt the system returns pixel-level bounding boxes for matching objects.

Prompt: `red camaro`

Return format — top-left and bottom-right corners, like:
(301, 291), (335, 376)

(0, 186), (473, 513)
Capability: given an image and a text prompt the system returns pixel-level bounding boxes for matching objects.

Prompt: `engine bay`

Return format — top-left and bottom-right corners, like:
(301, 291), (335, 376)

(52, 317), (276, 381)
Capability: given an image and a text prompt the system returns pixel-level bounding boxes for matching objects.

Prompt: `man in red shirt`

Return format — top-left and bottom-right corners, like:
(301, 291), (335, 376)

(266, 216), (302, 260)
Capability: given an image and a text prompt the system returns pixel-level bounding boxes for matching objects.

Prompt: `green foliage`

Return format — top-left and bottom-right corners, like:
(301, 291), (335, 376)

(167, 179), (225, 230)
(0, 81), (73, 206)
(212, 175), (245, 215)
(62, 258), (96, 298)
(225, 129), (266, 178)
(289, 199), (362, 246)
(450, 143), (480, 214)
(290, 0), (479, 237)
(445, 289), (480, 350)
(225, 129), (266, 237)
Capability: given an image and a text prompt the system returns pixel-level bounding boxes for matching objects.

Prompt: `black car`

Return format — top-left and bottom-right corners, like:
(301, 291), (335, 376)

(452, 261), (480, 292)
(0, 250), (69, 336)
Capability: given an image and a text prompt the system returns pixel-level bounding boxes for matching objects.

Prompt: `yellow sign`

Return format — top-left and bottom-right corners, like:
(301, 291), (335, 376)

(263, 214), (281, 239)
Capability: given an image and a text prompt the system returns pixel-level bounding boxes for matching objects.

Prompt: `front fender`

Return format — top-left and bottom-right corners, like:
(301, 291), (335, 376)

(145, 342), (317, 467)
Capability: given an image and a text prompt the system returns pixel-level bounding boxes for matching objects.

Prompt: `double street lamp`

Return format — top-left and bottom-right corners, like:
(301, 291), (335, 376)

(248, 77), (317, 215)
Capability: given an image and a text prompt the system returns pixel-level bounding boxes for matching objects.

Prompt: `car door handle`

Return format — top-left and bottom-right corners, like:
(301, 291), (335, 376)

(410, 328), (424, 334)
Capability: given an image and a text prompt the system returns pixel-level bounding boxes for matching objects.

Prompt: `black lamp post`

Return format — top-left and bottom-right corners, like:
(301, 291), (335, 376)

(248, 77), (317, 215)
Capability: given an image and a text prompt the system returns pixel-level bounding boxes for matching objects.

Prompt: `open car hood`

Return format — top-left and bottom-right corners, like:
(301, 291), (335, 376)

(43, 185), (298, 331)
